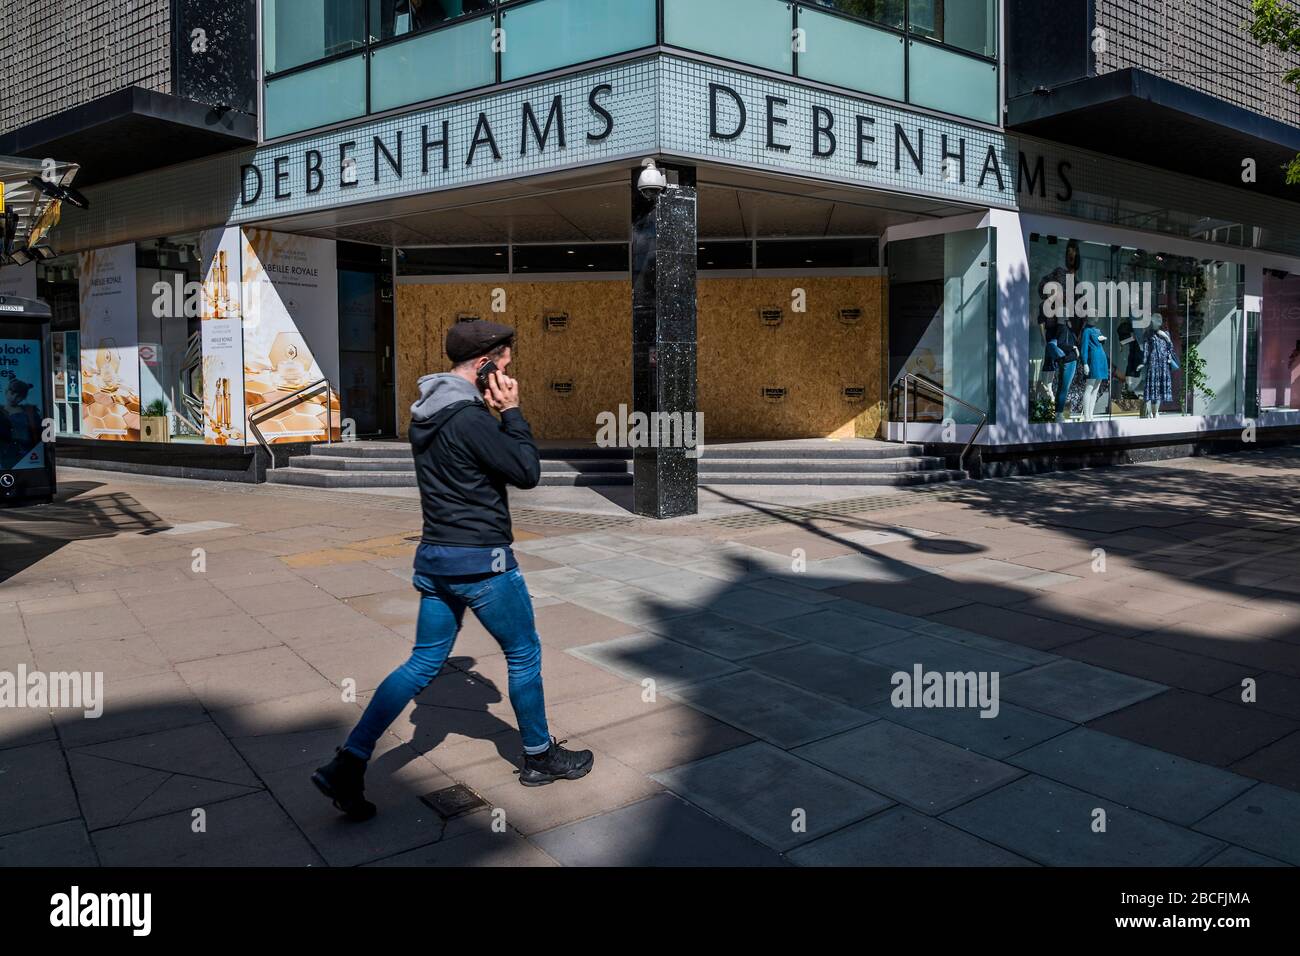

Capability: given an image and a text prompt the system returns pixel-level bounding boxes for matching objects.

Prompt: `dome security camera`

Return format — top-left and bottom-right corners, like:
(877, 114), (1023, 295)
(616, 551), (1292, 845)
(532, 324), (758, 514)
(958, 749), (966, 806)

(637, 158), (668, 201)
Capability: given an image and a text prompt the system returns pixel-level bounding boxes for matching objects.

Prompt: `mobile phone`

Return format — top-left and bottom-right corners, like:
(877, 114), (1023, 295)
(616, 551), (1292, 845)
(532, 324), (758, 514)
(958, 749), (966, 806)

(476, 361), (498, 391)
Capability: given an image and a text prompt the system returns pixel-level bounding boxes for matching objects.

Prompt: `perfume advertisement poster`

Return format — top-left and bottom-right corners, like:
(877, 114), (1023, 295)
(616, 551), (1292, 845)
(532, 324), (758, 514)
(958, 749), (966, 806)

(0, 263), (37, 300)
(78, 243), (141, 441)
(0, 337), (46, 471)
(240, 229), (340, 443)
(199, 228), (246, 445)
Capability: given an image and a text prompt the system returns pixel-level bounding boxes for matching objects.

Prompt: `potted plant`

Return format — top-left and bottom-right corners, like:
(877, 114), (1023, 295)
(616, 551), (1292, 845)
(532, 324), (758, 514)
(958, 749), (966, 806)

(141, 398), (171, 443)
(1184, 342), (1216, 414)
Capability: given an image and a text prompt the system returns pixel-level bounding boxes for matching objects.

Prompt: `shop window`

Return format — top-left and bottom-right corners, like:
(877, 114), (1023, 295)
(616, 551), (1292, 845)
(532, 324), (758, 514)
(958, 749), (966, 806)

(1027, 234), (1244, 424)
(888, 227), (996, 426)
(136, 237), (206, 443)
(757, 238), (879, 270)
(263, 0), (367, 75)
(369, 0), (494, 42)
(698, 241), (752, 270)
(809, 1), (906, 31)
(908, 0), (996, 58)
(397, 246), (508, 275)
(1260, 270), (1300, 412)
(37, 256), (82, 437)
(513, 243), (629, 273)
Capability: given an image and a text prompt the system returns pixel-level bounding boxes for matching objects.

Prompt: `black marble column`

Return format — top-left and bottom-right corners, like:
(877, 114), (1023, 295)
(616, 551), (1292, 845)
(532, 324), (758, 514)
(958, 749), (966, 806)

(630, 163), (698, 519)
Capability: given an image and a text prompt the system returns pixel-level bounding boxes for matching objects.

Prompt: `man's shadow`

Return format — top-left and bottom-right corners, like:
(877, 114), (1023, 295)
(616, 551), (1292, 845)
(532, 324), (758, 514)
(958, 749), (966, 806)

(368, 656), (524, 782)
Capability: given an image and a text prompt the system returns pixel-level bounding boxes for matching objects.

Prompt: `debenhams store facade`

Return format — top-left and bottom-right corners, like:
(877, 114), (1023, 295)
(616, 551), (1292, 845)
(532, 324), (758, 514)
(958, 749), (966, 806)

(34, 0), (1300, 495)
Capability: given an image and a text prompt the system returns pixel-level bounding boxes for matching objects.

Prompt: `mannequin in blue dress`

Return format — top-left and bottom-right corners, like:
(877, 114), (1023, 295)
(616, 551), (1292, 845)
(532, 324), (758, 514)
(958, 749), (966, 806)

(1079, 316), (1109, 421)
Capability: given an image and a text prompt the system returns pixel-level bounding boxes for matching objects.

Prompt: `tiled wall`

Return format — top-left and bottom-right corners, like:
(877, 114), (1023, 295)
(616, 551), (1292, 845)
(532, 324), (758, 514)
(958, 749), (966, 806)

(0, 0), (173, 135)
(1095, 0), (1300, 127)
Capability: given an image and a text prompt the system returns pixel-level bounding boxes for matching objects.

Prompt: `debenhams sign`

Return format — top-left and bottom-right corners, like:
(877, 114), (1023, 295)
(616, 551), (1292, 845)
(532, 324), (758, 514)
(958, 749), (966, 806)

(234, 56), (1060, 221)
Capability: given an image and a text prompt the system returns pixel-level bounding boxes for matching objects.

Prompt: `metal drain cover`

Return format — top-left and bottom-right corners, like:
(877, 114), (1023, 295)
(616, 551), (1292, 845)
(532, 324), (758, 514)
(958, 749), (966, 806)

(420, 784), (487, 820)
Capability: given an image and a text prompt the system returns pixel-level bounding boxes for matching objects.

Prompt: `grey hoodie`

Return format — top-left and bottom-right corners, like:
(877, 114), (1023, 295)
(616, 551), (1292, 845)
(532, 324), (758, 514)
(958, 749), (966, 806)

(410, 372), (483, 423)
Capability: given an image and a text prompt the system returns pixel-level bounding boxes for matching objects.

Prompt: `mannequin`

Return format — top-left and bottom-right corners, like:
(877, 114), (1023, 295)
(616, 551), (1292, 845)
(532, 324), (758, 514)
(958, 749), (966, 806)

(1138, 315), (1179, 418)
(1116, 319), (1143, 398)
(1046, 319), (1080, 422)
(1079, 315), (1109, 421)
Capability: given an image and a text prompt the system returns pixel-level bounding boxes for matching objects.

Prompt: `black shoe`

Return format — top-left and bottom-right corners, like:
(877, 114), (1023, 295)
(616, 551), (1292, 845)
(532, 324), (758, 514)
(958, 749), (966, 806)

(311, 747), (377, 821)
(519, 737), (594, 787)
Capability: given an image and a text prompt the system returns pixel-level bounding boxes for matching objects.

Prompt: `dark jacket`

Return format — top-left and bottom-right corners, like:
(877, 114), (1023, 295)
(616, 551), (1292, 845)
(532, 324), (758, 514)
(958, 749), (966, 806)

(408, 373), (541, 548)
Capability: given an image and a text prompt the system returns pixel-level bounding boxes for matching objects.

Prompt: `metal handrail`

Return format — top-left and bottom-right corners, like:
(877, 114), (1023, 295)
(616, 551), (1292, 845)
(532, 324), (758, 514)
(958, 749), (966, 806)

(899, 372), (987, 474)
(248, 377), (334, 469)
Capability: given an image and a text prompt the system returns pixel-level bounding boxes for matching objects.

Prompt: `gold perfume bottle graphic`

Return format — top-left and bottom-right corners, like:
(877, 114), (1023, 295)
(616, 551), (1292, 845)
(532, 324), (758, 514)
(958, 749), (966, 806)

(96, 336), (121, 393)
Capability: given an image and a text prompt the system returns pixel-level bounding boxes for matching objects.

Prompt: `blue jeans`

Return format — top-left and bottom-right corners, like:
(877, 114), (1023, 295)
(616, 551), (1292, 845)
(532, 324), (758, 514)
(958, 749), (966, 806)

(1056, 360), (1077, 415)
(343, 567), (551, 760)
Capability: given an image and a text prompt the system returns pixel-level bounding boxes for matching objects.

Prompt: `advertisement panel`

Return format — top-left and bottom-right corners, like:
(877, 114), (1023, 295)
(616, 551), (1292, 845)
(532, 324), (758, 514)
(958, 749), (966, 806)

(240, 229), (339, 443)
(78, 243), (140, 441)
(0, 336), (46, 471)
(200, 228), (247, 445)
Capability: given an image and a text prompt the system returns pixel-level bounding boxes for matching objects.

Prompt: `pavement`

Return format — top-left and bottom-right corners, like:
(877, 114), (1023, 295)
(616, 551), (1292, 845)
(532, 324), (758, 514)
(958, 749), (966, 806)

(2, 447), (1299, 867)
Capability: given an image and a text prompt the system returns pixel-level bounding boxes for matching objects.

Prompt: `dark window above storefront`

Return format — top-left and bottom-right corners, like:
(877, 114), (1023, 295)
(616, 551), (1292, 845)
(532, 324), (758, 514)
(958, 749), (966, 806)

(1006, 0), (1300, 201)
(0, 0), (257, 186)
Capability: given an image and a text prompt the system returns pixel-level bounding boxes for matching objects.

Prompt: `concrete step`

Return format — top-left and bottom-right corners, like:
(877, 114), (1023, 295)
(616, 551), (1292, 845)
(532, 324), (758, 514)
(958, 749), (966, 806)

(266, 466), (966, 488)
(696, 470), (969, 486)
(696, 457), (947, 474)
(287, 455), (632, 475)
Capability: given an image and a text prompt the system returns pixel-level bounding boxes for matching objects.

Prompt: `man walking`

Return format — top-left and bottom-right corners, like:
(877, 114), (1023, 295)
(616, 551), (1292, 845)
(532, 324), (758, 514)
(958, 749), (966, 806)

(312, 320), (593, 821)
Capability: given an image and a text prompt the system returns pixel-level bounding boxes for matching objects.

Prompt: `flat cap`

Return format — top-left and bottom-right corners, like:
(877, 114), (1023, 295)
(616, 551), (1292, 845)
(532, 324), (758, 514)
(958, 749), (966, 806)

(446, 319), (515, 363)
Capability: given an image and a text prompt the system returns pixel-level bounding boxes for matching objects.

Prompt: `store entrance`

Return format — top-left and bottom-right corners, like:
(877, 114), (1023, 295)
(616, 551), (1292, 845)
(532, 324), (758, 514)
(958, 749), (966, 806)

(337, 244), (396, 438)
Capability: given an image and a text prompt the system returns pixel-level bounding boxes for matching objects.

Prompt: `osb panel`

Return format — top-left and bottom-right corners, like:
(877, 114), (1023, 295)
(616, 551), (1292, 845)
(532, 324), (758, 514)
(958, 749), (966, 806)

(698, 276), (886, 439)
(396, 275), (886, 440)
(396, 280), (633, 439)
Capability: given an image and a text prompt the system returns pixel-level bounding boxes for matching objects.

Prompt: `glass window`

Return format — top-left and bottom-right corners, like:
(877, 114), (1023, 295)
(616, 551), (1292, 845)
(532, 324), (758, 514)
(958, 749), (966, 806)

(798, 5), (906, 101)
(803, 0), (905, 31)
(136, 237), (206, 443)
(502, 0), (657, 82)
(397, 246), (508, 275)
(664, 0), (794, 74)
(757, 238), (879, 269)
(907, 40), (998, 123)
(263, 0), (366, 74)
(1026, 234), (1244, 423)
(513, 243), (629, 273)
(1260, 270), (1300, 411)
(698, 241), (752, 270)
(37, 255), (82, 437)
(369, 0), (494, 42)
(263, 54), (368, 138)
(888, 227), (996, 426)
(909, 0), (996, 58)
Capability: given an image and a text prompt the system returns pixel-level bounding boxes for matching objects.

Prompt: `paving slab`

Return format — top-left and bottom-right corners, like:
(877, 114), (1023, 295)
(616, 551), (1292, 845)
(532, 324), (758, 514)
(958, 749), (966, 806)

(1192, 783), (1300, 866)
(0, 740), (83, 837)
(175, 645), (336, 709)
(642, 611), (803, 659)
(1088, 689), (1299, 768)
(91, 791), (324, 866)
(789, 806), (1034, 866)
(575, 698), (754, 774)
(867, 700), (1072, 759)
(367, 822), (559, 867)
(652, 742), (892, 852)
(762, 608), (914, 652)
(0, 819), (98, 866)
(941, 775), (1226, 867)
(743, 644), (899, 709)
(1001, 660), (1168, 723)
(1213, 672), (1300, 722)
(858, 632), (1035, 677)
(706, 585), (833, 625)
(1057, 633), (1255, 695)
(567, 632), (740, 692)
(1009, 727), (1255, 826)
(563, 585), (700, 629)
(1202, 845), (1292, 866)
(532, 792), (787, 866)
(667, 670), (875, 749)
(1230, 730), (1300, 792)
(794, 721), (1024, 816)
